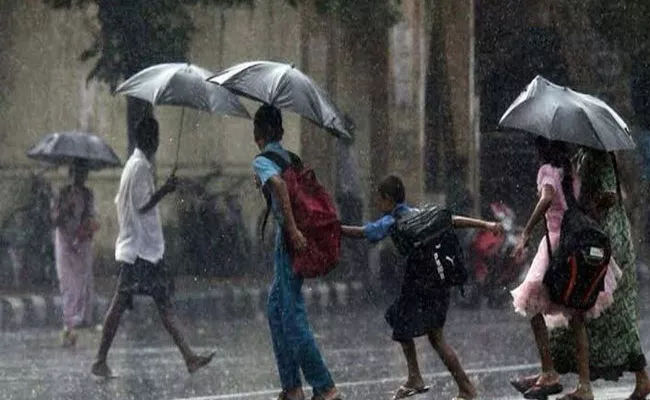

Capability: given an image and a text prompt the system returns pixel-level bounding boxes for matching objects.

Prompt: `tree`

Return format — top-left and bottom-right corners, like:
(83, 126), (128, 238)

(44, 0), (400, 154)
(44, 0), (253, 154)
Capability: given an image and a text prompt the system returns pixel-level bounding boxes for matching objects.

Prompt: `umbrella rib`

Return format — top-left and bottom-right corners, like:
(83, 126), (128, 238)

(152, 68), (182, 105)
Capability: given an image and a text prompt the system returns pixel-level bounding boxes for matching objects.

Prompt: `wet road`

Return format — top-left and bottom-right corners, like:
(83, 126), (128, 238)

(1, 287), (648, 400)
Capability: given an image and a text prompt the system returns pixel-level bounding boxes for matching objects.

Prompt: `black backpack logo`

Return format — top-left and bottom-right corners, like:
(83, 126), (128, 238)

(392, 205), (468, 290)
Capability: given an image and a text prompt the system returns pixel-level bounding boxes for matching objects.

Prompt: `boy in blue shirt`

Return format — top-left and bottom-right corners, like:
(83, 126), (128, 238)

(342, 175), (502, 400)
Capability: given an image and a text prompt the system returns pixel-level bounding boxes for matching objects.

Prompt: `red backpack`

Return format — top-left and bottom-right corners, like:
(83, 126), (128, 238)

(258, 151), (341, 278)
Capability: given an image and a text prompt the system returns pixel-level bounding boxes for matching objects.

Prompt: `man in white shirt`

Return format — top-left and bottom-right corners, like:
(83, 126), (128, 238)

(91, 116), (215, 378)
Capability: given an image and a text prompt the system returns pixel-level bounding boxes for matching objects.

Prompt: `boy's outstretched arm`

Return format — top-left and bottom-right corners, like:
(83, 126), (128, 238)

(341, 225), (366, 238)
(452, 215), (503, 235)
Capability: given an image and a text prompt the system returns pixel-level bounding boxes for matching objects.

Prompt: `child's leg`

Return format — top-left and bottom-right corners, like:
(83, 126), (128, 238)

(399, 339), (426, 388)
(568, 314), (593, 399)
(427, 329), (477, 399)
(530, 313), (560, 384)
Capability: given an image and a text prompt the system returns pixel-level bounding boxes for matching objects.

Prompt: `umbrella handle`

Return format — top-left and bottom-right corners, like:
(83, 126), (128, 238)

(173, 107), (185, 174)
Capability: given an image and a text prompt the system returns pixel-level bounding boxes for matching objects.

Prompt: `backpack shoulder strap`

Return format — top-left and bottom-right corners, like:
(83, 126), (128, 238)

(257, 151), (291, 171)
(287, 151), (304, 170)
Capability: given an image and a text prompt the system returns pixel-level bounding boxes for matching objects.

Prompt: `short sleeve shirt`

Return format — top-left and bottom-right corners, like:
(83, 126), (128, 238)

(363, 203), (413, 242)
(252, 141), (291, 222)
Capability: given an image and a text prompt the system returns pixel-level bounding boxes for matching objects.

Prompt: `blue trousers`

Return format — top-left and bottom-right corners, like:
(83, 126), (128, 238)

(267, 234), (334, 394)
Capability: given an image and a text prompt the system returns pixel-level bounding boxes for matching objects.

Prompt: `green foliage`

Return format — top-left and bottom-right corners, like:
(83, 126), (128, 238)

(43, 0), (398, 89)
(43, 0), (252, 90)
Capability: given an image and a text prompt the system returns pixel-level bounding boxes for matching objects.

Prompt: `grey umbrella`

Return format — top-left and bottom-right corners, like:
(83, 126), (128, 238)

(207, 61), (352, 140)
(498, 75), (636, 151)
(27, 132), (121, 170)
(116, 63), (251, 169)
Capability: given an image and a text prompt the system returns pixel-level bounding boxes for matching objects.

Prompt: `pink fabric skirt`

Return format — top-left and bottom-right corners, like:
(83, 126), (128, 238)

(510, 232), (621, 328)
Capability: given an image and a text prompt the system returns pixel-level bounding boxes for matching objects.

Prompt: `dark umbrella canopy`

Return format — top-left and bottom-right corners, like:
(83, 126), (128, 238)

(208, 61), (352, 139)
(498, 75), (636, 151)
(115, 63), (250, 118)
(27, 132), (121, 170)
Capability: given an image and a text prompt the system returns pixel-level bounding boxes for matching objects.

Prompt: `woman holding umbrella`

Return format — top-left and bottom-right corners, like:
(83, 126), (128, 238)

(52, 160), (99, 347)
(28, 130), (122, 347)
(546, 147), (650, 400)
(501, 76), (641, 400)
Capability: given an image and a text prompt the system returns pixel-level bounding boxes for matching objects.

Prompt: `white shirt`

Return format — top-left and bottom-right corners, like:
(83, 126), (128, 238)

(114, 148), (164, 264)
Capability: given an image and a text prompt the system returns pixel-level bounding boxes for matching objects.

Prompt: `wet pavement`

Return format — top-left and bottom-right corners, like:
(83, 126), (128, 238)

(0, 286), (648, 400)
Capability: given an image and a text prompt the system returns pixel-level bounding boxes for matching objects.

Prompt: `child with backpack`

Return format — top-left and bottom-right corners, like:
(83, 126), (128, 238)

(509, 138), (621, 400)
(252, 104), (341, 400)
(341, 174), (503, 400)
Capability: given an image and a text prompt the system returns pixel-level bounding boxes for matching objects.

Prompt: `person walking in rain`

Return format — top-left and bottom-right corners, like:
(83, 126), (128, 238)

(511, 146), (650, 400)
(341, 174), (503, 400)
(52, 160), (98, 347)
(510, 138), (621, 400)
(253, 104), (341, 400)
(91, 116), (215, 378)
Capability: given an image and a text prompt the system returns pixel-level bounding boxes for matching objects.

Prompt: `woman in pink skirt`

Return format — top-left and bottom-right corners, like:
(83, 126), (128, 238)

(52, 161), (99, 347)
(511, 138), (620, 400)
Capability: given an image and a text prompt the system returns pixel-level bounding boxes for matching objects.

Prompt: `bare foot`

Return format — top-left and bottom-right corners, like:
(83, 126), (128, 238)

(91, 360), (113, 378)
(186, 351), (216, 374)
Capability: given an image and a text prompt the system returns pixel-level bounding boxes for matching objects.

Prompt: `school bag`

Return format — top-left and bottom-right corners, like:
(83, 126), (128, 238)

(542, 190), (612, 310)
(258, 150), (341, 278)
(391, 205), (468, 290)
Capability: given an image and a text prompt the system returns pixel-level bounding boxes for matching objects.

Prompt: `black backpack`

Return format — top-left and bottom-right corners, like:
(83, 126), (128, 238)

(542, 190), (612, 310)
(391, 205), (468, 291)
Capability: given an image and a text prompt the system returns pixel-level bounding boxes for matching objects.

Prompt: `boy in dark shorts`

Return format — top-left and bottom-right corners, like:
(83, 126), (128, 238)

(341, 175), (502, 400)
(90, 116), (215, 378)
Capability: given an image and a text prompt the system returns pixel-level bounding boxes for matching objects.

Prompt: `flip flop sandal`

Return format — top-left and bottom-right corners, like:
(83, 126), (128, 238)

(524, 383), (564, 399)
(392, 385), (430, 400)
(510, 376), (539, 394)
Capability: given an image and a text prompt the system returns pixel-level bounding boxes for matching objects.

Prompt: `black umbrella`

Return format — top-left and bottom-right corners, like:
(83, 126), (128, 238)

(207, 61), (353, 140)
(498, 75), (636, 151)
(27, 132), (121, 169)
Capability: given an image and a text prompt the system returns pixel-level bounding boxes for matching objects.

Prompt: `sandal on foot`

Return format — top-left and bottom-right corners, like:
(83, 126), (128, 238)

(392, 385), (430, 400)
(524, 383), (563, 399)
(510, 375), (539, 394)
